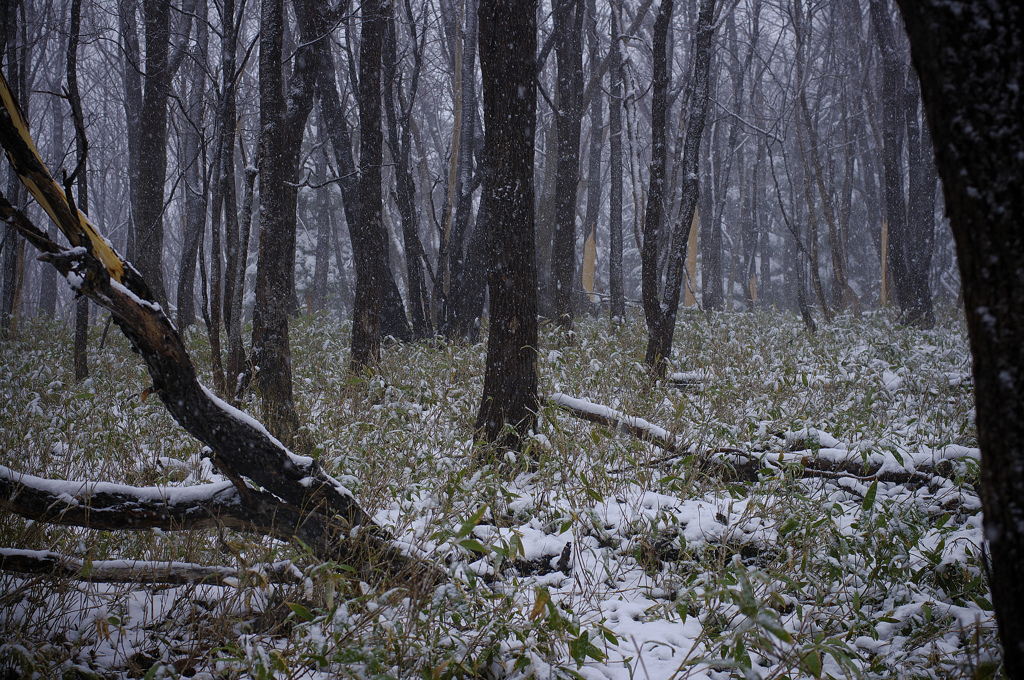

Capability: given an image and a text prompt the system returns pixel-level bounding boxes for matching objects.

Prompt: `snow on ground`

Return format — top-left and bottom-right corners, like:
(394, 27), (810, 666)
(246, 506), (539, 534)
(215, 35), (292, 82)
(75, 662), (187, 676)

(0, 309), (996, 678)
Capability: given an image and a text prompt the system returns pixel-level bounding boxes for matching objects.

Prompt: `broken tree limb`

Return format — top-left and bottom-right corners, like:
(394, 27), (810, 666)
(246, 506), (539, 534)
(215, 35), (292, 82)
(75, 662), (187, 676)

(0, 548), (302, 586)
(550, 393), (976, 486)
(551, 392), (686, 454)
(0, 72), (442, 587)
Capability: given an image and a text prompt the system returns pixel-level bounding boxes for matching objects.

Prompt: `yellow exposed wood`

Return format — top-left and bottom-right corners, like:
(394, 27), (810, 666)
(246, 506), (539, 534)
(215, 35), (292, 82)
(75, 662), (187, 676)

(0, 73), (125, 283)
(582, 230), (596, 303)
(684, 208), (698, 306)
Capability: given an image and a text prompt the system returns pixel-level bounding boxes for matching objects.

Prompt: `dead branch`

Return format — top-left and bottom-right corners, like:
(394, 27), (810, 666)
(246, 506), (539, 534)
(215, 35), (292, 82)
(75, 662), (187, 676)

(551, 393), (968, 486)
(551, 392), (685, 453)
(0, 548), (302, 586)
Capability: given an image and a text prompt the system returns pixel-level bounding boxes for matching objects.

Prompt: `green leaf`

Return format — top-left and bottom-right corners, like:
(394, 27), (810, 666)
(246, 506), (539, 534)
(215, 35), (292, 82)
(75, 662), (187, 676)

(531, 588), (550, 621)
(778, 517), (800, 535)
(801, 649), (822, 678)
(458, 538), (489, 554)
(971, 594), (994, 611)
(755, 613), (793, 643)
(287, 602), (315, 622)
(456, 505), (488, 539)
(862, 480), (879, 512)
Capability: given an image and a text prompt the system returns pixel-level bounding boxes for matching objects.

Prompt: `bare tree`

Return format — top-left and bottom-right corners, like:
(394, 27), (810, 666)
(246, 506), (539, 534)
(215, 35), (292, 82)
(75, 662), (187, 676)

(475, 0), (539, 447)
(250, 0), (316, 442)
(641, 0), (717, 372)
(550, 0), (585, 326)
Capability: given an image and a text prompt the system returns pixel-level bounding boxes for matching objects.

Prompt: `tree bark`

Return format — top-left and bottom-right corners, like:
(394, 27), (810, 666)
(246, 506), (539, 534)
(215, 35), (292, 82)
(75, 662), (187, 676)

(133, 0), (174, 306)
(384, 4), (431, 339)
(252, 0), (298, 442)
(66, 0), (90, 380)
(350, 0), (389, 369)
(608, 4), (625, 320)
(869, 0), (913, 315)
(640, 0), (673, 362)
(475, 0), (539, 448)
(893, 0), (1024, 672)
(580, 0), (603, 315)
(550, 0), (585, 327)
(643, 0), (716, 373)
(175, 0), (209, 332)
(903, 68), (935, 327)
(310, 3), (411, 345)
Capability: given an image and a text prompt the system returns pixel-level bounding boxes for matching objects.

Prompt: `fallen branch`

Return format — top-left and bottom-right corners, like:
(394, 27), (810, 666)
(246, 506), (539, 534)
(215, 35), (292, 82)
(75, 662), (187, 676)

(0, 548), (302, 586)
(0, 73), (442, 587)
(550, 393), (973, 486)
(551, 392), (686, 453)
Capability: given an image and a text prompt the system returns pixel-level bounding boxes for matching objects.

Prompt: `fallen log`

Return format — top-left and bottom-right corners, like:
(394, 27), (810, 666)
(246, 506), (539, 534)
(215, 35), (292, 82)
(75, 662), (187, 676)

(550, 393), (974, 486)
(0, 548), (302, 586)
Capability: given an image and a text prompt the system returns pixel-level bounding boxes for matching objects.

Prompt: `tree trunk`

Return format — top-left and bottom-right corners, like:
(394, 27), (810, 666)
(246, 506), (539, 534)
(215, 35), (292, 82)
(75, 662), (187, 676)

(311, 148), (333, 314)
(869, 0), (913, 315)
(176, 2), (209, 331)
(1, 4), (26, 339)
(383, 5), (431, 339)
(580, 0), (603, 316)
(133, 0), (173, 306)
(252, 0), (298, 442)
(219, 0), (241, 336)
(893, 1), (1024, 672)
(550, 0), (584, 326)
(66, 0), (90, 380)
(608, 4), (625, 320)
(475, 0), (539, 448)
(903, 69), (935, 327)
(350, 0), (389, 368)
(118, 0), (143, 262)
(640, 0), (673, 363)
(643, 0), (716, 373)
(311, 1), (411, 350)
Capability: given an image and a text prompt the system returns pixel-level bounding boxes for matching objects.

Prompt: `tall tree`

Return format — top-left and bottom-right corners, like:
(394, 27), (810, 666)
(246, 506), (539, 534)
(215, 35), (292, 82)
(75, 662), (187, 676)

(66, 0), (90, 380)
(642, 0), (717, 372)
(893, 0), (1024, 672)
(607, 2), (625, 320)
(310, 0), (412, 350)
(869, 0), (915, 317)
(251, 0), (315, 442)
(175, 0), (209, 331)
(475, 0), (539, 447)
(1, 0), (28, 338)
(133, 0), (193, 307)
(580, 0), (604, 313)
(383, 1), (431, 339)
(550, 0), (585, 326)
(349, 0), (390, 368)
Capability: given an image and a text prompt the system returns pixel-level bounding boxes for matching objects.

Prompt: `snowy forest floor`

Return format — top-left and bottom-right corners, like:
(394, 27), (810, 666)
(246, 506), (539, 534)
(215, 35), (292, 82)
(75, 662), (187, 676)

(0, 306), (999, 679)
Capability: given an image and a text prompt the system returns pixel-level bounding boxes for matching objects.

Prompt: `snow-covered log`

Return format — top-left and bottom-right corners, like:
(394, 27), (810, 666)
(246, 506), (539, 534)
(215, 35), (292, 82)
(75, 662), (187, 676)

(0, 548), (301, 586)
(551, 392), (686, 453)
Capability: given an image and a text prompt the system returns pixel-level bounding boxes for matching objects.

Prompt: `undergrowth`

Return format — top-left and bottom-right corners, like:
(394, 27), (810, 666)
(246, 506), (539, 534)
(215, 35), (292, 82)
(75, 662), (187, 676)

(0, 306), (996, 679)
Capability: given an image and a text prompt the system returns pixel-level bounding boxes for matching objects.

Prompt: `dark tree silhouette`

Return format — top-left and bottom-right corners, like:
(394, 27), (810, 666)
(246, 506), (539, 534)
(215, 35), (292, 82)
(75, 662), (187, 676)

(894, 0), (1024, 672)
(550, 0), (584, 326)
(350, 0), (390, 369)
(475, 0), (539, 447)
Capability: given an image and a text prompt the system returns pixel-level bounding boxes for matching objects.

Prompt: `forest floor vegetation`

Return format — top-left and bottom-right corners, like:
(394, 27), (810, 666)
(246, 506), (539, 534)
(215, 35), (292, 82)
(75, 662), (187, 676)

(0, 306), (997, 679)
